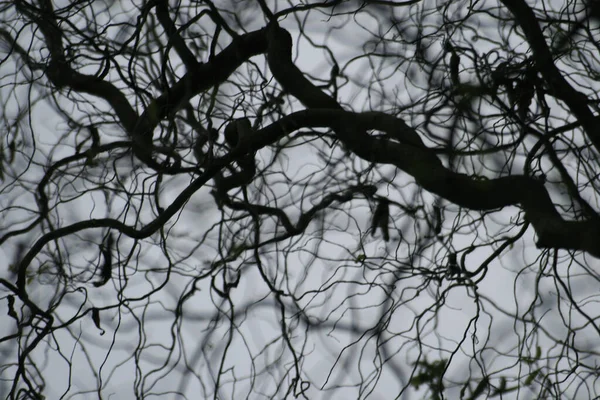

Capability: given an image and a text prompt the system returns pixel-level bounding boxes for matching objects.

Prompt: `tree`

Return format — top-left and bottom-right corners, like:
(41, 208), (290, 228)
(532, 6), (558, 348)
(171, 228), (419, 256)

(1, 0), (599, 398)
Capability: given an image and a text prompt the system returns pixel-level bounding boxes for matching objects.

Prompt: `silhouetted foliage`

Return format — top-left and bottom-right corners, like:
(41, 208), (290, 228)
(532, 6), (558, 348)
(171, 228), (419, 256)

(1, 0), (600, 399)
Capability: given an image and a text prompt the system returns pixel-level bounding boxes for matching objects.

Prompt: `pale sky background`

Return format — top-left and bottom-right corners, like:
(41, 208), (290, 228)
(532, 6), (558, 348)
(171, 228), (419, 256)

(1, 0), (600, 399)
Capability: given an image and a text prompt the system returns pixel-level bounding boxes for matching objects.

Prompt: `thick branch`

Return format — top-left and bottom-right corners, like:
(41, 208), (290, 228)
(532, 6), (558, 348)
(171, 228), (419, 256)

(14, 104), (600, 299)
(155, 1), (199, 70)
(264, 25), (600, 258)
(137, 28), (269, 132)
(18, 1), (269, 167)
(15, 0), (139, 132)
(500, 0), (600, 154)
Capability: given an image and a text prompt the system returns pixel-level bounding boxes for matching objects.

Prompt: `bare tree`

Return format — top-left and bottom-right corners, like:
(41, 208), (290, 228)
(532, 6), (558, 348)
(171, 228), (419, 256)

(1, 0), (600, 398)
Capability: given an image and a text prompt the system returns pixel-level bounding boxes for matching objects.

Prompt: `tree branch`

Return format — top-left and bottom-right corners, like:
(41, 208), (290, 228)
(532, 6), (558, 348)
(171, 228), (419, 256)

(263, 25), (600, 258)
(500, 0), (600, 154)
(17, 0), (270, 168)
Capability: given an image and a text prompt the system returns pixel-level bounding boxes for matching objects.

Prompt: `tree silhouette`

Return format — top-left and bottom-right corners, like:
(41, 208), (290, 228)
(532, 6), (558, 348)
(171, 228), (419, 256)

(1, 0), (599, 398)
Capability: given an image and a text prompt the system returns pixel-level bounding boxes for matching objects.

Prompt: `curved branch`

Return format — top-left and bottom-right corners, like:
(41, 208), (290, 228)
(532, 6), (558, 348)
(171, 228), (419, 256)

(14, 160), (223, 293)
(500, 0), (600, 154)
(155, 1), (199, 70)
(17, 1), (270, 168)
(15, 0), (139, 131)
(263, 25), (600, 259)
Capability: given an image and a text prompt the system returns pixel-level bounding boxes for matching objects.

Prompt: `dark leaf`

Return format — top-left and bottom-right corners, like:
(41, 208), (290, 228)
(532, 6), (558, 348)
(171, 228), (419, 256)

(7, 295), (17, 319)
(371, 198), (390, 241)
(91, 308), (105, 336)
